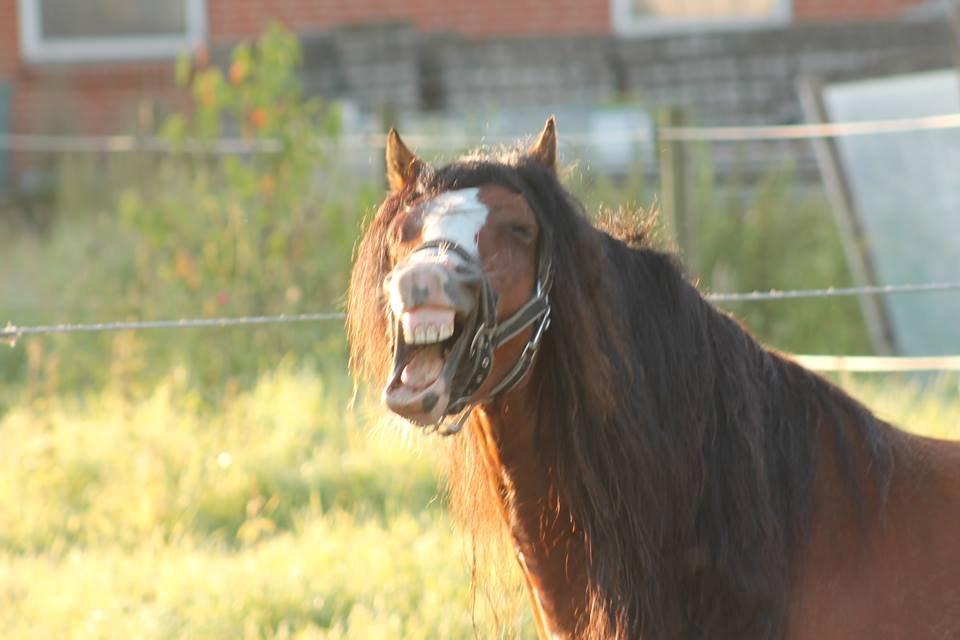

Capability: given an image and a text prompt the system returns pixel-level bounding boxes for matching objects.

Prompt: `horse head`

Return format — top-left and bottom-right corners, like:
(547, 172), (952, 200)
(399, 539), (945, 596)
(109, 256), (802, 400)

(351, 118), (559, 429)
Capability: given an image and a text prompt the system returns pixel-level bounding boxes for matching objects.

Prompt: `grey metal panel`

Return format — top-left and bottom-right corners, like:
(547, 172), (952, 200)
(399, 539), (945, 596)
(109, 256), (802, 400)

(824, 70), (960, 355)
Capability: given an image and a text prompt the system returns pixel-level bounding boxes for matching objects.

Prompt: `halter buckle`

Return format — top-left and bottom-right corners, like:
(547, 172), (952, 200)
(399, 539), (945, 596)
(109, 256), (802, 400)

(470, 323), (493, 357)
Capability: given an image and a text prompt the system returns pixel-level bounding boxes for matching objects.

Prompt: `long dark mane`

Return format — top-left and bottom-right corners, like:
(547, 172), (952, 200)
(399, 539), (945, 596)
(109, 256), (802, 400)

(347, 146), (898, 638)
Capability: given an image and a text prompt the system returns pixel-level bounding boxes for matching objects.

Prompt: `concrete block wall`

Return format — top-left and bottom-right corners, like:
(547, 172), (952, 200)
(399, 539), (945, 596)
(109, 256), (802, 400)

(615, 20), (954, 125)
(222, 17), (952, 184)
(422, 36), (617, 111)
(299, 23), (421, 113)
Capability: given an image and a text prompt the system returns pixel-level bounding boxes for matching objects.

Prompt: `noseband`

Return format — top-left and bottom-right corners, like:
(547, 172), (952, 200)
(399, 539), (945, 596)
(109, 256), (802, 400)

(410, 238), (552, 435)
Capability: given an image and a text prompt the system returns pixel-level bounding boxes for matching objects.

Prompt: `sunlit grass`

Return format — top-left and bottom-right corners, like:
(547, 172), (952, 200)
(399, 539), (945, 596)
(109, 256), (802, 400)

(0, 365), (535, 639)
(0, 366), (956, 638)
(0, 512), (516, 640)
(0, 365), (440, 553)
(837, 373), (960, 440)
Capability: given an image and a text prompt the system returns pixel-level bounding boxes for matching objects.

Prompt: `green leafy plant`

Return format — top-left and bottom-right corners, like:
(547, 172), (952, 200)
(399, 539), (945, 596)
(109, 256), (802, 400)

(1, 24), (377, 396)
(571, 153), (872, 355)
(116, 24), (361, 382)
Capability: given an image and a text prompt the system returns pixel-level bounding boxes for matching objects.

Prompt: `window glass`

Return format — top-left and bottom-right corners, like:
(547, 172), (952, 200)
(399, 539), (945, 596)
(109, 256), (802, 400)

(39, 0), (187, 39)
(629, 0), (781, 19)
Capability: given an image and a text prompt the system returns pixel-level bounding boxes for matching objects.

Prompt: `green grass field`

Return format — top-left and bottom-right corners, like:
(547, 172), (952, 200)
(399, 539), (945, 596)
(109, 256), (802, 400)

(0, 364), (537, 639)
(0, 362), (957, 639)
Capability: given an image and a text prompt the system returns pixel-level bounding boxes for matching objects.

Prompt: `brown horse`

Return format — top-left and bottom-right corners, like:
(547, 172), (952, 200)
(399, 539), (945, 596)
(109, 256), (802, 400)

(347, 118), (960, 639)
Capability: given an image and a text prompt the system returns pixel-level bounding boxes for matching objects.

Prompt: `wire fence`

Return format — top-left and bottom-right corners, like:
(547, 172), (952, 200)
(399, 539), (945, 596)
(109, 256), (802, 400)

(3, 114), (959, 370)
(1, 312), (344, 341)
(5, 281), (960, 371)
(2, 111), (960, 154)
(705, 281), (960, 302)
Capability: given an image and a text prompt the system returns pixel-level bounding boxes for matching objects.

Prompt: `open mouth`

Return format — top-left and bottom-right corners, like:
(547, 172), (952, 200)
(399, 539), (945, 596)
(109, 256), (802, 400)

(383, 305), (472, 425)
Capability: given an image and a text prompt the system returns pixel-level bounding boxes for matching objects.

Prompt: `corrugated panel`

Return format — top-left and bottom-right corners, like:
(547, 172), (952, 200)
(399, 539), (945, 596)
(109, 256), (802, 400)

(825, 69), (960, 356)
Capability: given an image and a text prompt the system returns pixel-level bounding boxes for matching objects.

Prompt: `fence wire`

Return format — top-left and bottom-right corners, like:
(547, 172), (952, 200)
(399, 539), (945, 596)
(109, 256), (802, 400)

(2, 112), (960, 154)
(705, 281), (960, 302)
(1, 312), (345, 344)
(4, 281), (960, 343)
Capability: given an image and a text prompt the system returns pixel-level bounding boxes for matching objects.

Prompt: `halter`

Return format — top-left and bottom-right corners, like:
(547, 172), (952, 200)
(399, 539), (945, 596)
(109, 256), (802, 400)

(408, 238), (552, 435)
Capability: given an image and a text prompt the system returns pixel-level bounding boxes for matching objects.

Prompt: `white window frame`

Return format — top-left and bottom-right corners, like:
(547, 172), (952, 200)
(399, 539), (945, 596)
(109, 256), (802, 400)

(17, 0), (207, 63)
(611, 0), (792, 36)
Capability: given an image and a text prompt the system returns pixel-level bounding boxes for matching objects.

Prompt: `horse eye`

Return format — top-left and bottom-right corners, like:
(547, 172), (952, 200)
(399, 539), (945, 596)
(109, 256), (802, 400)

(508, 223), (534, 242)
(403, 192), (422, 209)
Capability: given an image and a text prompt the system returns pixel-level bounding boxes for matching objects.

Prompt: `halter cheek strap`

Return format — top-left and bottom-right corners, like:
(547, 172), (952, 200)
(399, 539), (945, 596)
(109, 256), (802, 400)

(410, 239), (552, 435)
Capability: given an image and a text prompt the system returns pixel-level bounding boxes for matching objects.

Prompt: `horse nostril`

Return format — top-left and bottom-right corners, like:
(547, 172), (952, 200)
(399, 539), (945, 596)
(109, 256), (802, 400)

(410, 281), (431, 308)
(389, 263), (449, 312)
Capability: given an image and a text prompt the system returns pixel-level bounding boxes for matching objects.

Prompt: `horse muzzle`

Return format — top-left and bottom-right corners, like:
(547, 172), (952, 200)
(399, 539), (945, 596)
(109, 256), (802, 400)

(382, 252), (485, 425)
(382, 239), (551, 433)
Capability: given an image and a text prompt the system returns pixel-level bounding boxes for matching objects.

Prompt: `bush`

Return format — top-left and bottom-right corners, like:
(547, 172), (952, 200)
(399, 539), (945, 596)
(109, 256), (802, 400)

(694, 169), (872, 354)
(571, 155), (872, 355)
(1, 24), (378, 398)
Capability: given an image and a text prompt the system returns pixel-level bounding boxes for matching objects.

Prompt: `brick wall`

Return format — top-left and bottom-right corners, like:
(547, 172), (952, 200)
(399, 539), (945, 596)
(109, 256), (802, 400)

(207, 0), (611, 40)
(13, 63), (180, 136)
(0, 0), (183, 144)
(0, 0), (17, 80)
(0, 0), (942, 137)
(2, 16), (954, 140)
(0, 0), (610, 139)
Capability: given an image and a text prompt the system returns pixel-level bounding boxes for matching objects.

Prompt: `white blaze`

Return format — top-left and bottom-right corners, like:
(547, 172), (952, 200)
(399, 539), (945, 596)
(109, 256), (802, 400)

(387, 187), (490, 317)
(418, 187), (489, 257)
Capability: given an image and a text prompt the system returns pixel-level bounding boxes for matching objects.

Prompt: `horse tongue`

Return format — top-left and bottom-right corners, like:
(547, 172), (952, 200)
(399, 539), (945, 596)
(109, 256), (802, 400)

(401, 345), (444, 390)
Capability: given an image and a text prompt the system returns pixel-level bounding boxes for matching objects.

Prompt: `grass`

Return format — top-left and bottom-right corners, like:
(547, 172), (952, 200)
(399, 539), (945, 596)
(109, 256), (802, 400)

(0, 363), (957, 638)
(0, 513), (489, 640)
(0, 363), (533, 639)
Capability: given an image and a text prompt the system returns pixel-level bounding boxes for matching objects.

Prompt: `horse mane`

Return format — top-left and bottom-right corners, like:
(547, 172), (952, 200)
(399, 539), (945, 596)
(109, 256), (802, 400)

(347, 145), (898, 638)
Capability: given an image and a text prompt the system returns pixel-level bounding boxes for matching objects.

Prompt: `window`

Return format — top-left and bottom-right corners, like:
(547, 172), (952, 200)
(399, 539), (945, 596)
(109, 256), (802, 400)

(18, 0), (206, 63)
(611, 0), (791, 35)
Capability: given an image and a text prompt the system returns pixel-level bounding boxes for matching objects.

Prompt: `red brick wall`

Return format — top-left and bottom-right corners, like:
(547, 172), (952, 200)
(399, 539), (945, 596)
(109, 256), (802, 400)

(0, 0), (611, 140)
(793, 0), (927, 21)
(0, 0), (18, 80)
(0, 0), (938, 140)
(0, 0), (183, 139)
(13, 63), (181, 136)
(207, 0), (611, 40)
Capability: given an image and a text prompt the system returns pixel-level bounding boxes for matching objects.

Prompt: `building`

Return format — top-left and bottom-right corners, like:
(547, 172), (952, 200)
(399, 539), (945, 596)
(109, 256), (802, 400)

(0, 0), (938, 132)
(0, 0), (952, 188)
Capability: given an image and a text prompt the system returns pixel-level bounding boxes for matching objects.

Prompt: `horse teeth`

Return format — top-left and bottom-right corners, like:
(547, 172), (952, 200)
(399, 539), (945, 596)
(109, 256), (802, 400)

(439, 323), (453, 340)
(400, 311), (455, 345)
(401, 313), (413, 343)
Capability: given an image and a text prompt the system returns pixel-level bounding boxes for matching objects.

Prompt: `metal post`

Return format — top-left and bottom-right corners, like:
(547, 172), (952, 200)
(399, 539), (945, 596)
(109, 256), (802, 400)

(658, 106), (697, 275)
(948, 0), (960, 103)
(796, 76), (898, 356)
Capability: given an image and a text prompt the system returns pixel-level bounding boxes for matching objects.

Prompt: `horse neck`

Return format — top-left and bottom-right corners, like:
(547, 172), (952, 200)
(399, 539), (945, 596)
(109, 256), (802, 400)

(471, 390), (589, 638)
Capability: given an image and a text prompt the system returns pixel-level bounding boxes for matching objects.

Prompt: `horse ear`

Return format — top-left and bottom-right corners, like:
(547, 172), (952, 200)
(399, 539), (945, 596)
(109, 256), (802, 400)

(385, 128), (424, 193)
(528, 116), (558, 174)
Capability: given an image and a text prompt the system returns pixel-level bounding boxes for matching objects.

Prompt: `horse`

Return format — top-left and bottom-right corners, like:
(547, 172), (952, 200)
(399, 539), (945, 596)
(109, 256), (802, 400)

(346, 117), (960, 639)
